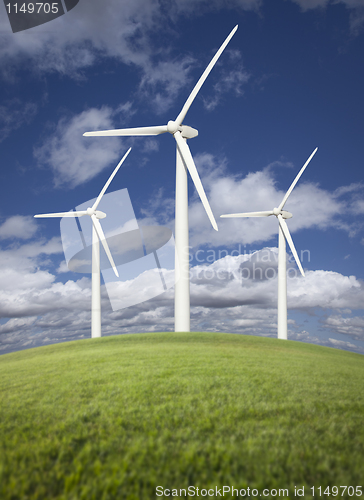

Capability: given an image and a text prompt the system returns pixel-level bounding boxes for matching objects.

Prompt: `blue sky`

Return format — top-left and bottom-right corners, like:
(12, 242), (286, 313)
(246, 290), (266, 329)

(0, 0), (364, 354)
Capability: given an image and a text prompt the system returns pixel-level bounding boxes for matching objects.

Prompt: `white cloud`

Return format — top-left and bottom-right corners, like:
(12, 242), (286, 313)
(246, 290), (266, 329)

(288, 329), (364, 353)
(289, 0), (330, 9)
(288, 270), (364, 309)
(289, 0), (364, 33)
(202, 50), (251, 111)
(322, 314), (364, 340)
(139, 56), (197, 114)
(167, 0), (261, 16)
(328, 337), (359, 349)
(187, 251), (364, 312)
(0, 215), (38, 240)
(0, 0), (157, 76)
(289, 0), (362, 10)
(0, 237), (62, 270)
(349, 7), (364, 34)
(0, 0), (253, 81)
(34, 107), (127, 188)
(1, 212), (364, 354)
(142, 139), (159, 154)
(142, 152), (363, 248)
(0, 0), (255, 129)
(0, 317), (37, 335)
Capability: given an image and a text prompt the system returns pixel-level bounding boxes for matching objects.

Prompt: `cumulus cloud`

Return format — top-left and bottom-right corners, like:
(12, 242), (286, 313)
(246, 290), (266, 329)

(0, 1), (251, 144)
(0, 0), (359, 84)
(288, 329), (364, 354)
(186, 251), (364, 312)
(0, 0), (252, 83)
(0, 233), (92, 330)
(1, 238), (364, 354)
(139, 56), (197, 114)
(0, 0), (157, 77)
(322, 314), (364, 340)
(289, 0), (364, 33)
(0, 215), (38, 240)
(0, 238), (62, 318)
(289, 0), (330, 9)
(289, 0), (362, 10)
(202, 50), (251, 111)
(0, 317), (37, 335)
(166, 0), (261, 17)
(141, 152), (364, 248)
(34, 107), (128, 187)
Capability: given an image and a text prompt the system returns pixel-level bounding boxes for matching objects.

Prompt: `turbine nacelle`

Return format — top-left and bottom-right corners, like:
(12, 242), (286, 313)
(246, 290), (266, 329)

(180, 125), (198, 139)
(273, 208), (292, 219)
(167, 120), (198, 139)
(86, 207), (106, 219)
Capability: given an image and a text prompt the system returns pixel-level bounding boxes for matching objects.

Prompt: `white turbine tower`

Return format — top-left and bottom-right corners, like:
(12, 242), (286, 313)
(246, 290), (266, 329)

(83, 26), (238, 333)
(34, 147), (132, 338)
(221, 147), (318, 340)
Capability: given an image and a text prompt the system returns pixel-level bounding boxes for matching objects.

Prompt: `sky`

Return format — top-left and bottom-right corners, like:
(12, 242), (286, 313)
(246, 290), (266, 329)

(0, 0), (364, 355)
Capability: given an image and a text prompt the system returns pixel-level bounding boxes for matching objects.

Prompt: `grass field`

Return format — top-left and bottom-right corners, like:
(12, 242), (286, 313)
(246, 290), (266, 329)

(0, 332), (363, 499)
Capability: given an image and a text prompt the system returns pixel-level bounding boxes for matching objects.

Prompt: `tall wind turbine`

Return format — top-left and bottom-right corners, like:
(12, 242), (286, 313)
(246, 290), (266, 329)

(221, 147), (318, 340)
(34, 147), (132, 338)
(83, 26), (238, 333)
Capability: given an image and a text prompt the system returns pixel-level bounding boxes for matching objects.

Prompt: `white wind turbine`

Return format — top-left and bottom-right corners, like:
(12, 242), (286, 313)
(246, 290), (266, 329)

(83, 26), (238, 333)
(34, 147), (132, 338)
(221, 147), (318, 340)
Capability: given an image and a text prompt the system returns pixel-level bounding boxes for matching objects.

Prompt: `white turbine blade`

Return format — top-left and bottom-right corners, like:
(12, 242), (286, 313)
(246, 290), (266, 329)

(92, 147), (132, 211)
(174, 131), (218, 231)
(221, 211), (274, 218)
(83, 125), (168, 137)
(174, 25), (238, 126)
(277, 214), (305, 277)
(91, 215), (119, 277)
(34, 211), (88, 218)
(278, 147), (318, 211)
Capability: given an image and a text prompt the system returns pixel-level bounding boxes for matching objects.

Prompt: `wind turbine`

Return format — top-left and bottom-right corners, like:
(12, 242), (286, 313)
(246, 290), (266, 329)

(83, 26), (238, 333)
(221, 147), (318, 340)
(34, 147), (132, 338)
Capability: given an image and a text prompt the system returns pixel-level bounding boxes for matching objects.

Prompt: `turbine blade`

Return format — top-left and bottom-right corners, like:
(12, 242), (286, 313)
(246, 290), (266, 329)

(277, 214), (305, 277)
(278, 147), (318, 211)
(34, 211), (88, 218)
(221, 211), (274, 218)
(92, 147), (132, 211)
(91, 215), (119, 277)
(174, 25), (238, 126)
(83, 125), (168, 137)
(174, 131), (218, 231)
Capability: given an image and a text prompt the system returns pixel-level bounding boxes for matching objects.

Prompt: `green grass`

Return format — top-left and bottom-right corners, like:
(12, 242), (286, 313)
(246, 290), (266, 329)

(0, 332), (363, 499)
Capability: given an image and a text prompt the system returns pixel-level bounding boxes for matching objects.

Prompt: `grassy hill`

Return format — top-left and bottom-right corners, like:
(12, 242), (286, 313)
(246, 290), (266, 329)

(0, 332), (363, 499)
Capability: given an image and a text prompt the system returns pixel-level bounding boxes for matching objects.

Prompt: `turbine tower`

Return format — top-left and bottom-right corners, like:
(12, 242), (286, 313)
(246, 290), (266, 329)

(83, 26), (238, 333)
(221, 147), (318, 340)
(34, 147), (132, 338)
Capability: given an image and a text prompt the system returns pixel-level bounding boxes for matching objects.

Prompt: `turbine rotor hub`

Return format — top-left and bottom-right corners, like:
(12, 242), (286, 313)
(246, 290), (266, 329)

(86, 207), (106, 219)
(273, 207), (280, 216)
(167, 120), (179, 134)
